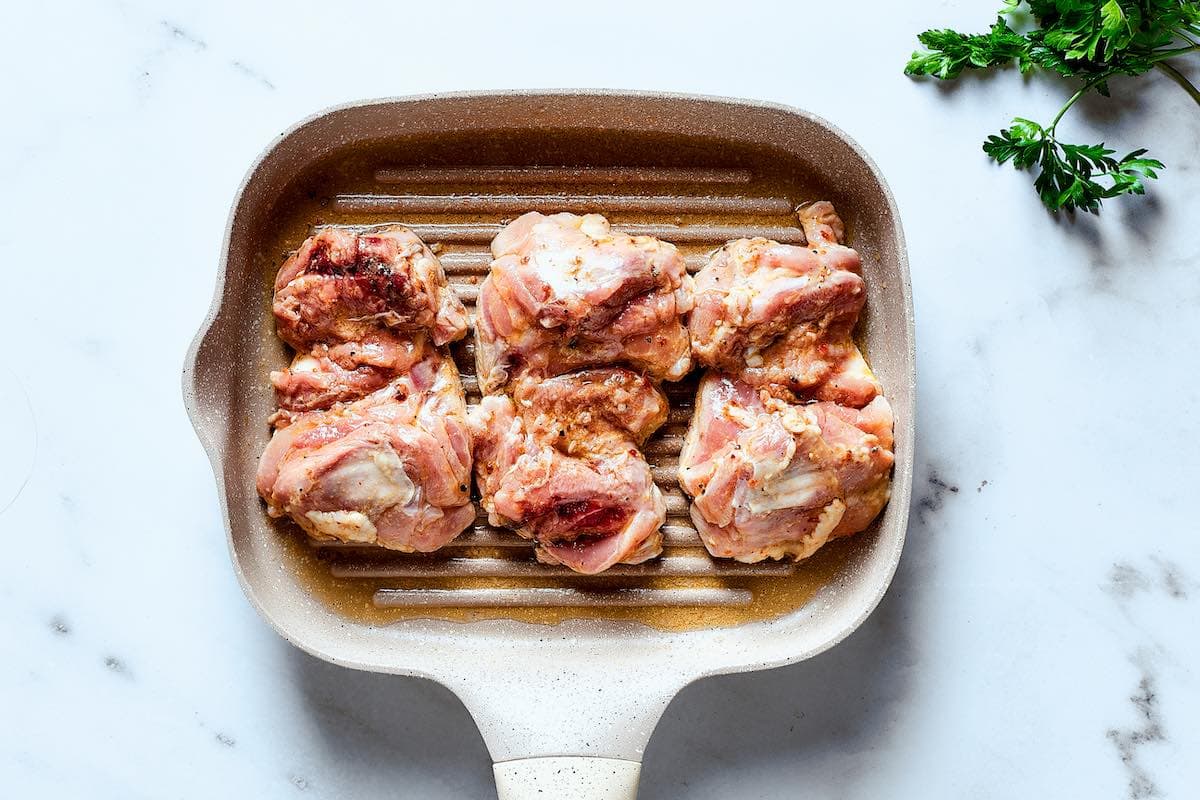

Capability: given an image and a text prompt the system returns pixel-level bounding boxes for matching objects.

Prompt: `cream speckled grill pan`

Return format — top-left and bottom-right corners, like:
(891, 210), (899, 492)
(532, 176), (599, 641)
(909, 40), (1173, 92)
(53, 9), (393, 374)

(183, 91), (915, 799)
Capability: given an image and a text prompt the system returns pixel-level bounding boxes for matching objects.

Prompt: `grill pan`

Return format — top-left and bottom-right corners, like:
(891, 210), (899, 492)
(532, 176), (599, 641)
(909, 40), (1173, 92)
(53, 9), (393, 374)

(183, 91), (914, 799)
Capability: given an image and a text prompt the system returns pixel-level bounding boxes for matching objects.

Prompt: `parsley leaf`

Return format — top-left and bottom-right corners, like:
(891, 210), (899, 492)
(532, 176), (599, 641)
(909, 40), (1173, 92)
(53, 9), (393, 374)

(905, 18), (1032, 78)
(907, 0), (1200, 213)
(983, 119), (1163, 212)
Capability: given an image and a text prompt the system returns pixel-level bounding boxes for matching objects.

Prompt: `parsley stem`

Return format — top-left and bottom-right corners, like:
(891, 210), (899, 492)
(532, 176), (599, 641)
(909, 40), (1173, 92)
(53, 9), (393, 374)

(1049, 75), (1108, 133)
(1156, 61), (1200, 108)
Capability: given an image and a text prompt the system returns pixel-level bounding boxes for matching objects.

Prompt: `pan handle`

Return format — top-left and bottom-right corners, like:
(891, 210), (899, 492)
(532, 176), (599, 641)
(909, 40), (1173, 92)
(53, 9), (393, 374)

(493, 756), (640, 799)
(449, 666), (685, 799)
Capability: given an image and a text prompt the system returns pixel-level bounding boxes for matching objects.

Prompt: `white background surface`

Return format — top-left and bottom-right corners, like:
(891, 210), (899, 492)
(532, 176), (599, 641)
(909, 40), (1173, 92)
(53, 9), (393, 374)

(3, 1), (1199, 797)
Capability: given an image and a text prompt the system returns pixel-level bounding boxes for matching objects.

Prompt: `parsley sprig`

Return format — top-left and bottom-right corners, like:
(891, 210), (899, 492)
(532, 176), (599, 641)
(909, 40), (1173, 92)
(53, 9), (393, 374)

(906, 1), (1200, 213)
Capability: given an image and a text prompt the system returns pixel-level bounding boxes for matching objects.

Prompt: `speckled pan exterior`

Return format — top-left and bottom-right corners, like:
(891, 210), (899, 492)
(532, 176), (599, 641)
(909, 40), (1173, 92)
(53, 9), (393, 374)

(182, 91), (915, 770)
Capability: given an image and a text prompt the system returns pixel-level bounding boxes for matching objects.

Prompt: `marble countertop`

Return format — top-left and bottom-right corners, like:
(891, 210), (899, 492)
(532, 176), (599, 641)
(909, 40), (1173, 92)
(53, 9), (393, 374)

(3, 0), (1198, 797)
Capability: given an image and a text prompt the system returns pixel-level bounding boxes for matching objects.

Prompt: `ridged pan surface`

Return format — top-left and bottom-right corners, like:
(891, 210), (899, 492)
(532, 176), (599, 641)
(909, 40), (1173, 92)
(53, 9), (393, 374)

(184, 92), (914, 762)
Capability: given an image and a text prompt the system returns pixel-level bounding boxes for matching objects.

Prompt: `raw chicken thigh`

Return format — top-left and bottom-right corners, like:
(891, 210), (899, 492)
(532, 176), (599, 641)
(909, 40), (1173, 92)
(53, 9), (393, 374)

(475, 212), (692, 393)
(258, 347), (475, 552)
(272, 225), (469, 414)
(274, 224), (468, 350)
(470, 368), (667, 574)
(679, 201), (894, 562)
(271, 333), (428, 415)
(689, 202), (879, 408)
(678, 373), (893, 562)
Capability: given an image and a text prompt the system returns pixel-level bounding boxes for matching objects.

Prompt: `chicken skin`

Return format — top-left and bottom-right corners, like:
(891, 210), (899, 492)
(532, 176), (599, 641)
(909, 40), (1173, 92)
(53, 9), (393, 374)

(475, 212), (692, 393)
(272, 225), (469, 413)
(271, 333), (429, 416)
(678, 372), (894, 562)
(689, 202), (880, 408)
(469, 368), (668, 574)
(257, 347), (474, 552)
